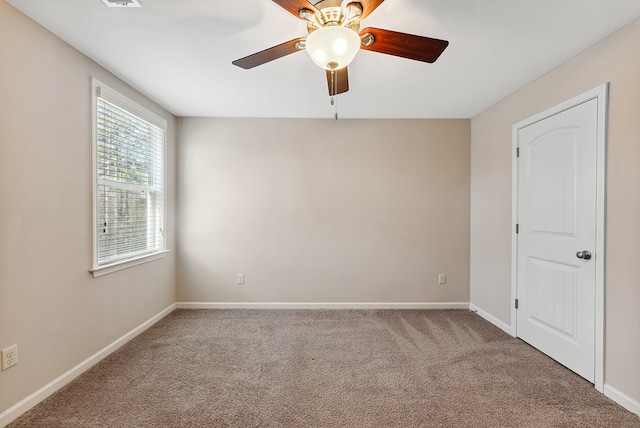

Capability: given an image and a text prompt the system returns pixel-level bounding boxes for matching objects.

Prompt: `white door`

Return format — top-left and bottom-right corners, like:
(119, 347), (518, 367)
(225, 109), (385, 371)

(516, 99), (598, 382)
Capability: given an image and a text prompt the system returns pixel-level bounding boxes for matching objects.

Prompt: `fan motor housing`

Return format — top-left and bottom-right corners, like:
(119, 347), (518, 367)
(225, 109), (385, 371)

(305, 0), (362, 34)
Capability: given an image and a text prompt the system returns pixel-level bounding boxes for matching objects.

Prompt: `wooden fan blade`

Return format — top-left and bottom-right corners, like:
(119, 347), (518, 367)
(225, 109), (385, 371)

(272, 0), (319, 19)
(359, 27), (449, 63)
(232, 38), (306, 69)
(326, 67), (349, 96)
(359, 0), (385, 19)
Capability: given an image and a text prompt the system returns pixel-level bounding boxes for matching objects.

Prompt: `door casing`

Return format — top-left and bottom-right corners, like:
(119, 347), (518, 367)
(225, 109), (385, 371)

(511, 83), (608, 392)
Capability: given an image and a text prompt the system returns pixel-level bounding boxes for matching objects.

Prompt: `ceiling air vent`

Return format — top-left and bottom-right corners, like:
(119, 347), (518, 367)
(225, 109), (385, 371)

(101, 0), (142, 7)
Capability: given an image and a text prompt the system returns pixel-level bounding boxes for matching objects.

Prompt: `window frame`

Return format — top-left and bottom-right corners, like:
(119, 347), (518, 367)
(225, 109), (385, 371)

(90, 78), (168, 277)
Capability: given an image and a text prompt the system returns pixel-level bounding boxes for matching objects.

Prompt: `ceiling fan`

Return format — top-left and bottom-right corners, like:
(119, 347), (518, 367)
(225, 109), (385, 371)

(232, 0), (449, 97)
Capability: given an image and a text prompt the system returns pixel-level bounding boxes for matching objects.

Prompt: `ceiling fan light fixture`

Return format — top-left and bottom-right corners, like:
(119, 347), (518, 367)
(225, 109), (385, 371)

(305, 26), (360, 70)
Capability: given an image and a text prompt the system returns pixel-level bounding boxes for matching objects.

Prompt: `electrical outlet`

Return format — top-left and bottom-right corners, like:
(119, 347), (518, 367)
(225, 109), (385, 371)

(2, 344), (18, 371)
(237, 274), (245, 285)
(438, 274), (447, 284)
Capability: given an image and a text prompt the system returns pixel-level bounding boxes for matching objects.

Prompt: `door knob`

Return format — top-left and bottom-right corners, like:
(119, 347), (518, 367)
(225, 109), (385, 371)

(576, 250), (592, 260)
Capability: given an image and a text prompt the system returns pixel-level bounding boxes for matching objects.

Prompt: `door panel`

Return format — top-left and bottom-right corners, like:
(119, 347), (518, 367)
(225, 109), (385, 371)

(528, 129), (578, 236)
(528, 258), (577, 339)
(517, 99), (597, 382)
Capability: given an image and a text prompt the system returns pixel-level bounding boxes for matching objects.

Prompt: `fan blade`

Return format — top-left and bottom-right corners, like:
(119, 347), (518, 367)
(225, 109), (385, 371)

(272, 0), (319, 19)
(232, 38), (306, 69)
(326, 67), (349, 96)
(359, 27), (449, 63)
(358, 0), (385, 19)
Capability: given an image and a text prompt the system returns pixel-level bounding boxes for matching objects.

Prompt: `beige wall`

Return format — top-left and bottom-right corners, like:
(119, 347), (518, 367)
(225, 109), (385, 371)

(471, 18), (640, 404)
(177, 118), (470, 304)
(0, 2), (176, 414)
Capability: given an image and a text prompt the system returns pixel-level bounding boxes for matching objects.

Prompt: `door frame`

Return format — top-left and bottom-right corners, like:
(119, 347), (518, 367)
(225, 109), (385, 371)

(510, 83), (608, 392)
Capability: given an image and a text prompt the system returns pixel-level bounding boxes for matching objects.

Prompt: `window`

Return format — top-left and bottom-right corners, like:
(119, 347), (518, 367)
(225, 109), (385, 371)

(91, 78), (167, 276)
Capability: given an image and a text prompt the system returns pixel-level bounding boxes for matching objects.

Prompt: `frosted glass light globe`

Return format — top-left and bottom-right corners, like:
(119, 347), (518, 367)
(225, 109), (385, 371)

(305, 26), (361, 70)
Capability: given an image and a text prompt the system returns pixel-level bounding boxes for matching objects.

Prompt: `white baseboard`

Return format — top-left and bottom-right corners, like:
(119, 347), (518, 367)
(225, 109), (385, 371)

(177, 302), (470, 310)
(0, 303), (176, 428)
(469, 303), (516, 336)
(604, 384), (640, 416)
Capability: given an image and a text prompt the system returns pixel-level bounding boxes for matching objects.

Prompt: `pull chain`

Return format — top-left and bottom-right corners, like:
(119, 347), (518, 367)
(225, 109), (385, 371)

(330, 69), (339, 120)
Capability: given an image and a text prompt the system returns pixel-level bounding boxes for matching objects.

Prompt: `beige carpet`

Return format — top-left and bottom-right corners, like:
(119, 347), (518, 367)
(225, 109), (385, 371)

(9, 309), (640, 427)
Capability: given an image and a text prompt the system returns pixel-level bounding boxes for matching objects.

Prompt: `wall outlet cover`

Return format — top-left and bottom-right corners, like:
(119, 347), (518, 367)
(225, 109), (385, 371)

(2, 344), (18, 370)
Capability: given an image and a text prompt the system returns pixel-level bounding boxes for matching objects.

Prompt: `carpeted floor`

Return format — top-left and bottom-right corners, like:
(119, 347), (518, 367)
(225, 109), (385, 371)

(9, 309), (640, 427)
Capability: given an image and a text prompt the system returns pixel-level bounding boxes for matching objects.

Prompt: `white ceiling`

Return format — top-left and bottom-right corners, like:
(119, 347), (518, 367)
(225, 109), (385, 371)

(6, 0), (640, 118)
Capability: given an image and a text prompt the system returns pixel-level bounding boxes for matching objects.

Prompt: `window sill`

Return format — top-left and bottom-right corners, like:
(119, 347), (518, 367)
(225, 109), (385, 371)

(90, 250), (170, 278)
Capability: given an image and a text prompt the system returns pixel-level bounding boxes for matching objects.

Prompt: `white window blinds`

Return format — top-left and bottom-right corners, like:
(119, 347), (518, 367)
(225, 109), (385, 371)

(92, 79), (166, 271)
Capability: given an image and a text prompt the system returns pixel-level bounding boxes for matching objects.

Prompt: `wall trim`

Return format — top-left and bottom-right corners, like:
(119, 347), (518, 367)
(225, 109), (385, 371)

(469, 303), (515, 336)
(176, 302), (470, 310)
(0, 303), (176, 428)
(604, 384), (640, 416)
